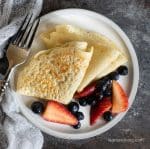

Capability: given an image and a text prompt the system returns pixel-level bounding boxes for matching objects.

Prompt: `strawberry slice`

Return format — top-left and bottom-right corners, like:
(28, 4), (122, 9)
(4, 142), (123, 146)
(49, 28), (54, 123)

(42, 101), (78, 125)
(90, 98), (112, 125)
(74, 82), (96, 99)
(112, 80), (128, 113)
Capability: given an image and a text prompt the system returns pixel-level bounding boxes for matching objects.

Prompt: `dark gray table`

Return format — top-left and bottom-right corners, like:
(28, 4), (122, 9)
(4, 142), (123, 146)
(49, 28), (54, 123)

(0, 0), (149, 149)
(40, 0), (150, 149)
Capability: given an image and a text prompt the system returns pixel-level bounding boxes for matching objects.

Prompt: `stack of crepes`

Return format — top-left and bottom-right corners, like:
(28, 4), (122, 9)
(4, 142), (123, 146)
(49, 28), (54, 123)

(16, 25), (127, 104)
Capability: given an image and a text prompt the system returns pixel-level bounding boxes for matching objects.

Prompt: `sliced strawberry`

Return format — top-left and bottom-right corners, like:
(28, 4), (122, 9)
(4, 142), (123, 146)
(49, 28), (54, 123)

(74, 82), (96, 99)
(112, 80), (128, 113)
(42, 101), (78, 125)
(90, 98), (112, 125)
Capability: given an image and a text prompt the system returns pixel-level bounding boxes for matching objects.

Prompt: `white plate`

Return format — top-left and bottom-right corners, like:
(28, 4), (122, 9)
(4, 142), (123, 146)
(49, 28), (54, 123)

(10, 9), (139, 140)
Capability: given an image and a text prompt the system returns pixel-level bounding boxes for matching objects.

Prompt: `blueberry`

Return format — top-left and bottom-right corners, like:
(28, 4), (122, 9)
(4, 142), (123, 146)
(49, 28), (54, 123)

(68, 102), (79, 113)
(95, 92), (103, 100)
(106, 79), (111, 86)
(87, 98), (92, 105)
(87, 97), (97, 106)
(75, 112), (84, 120)
(102, 76), (110, 81)
(102, 84), (108, 92)
(95, 88), (103, 96)
(102, 75), (112, 83)
(96, 79), (107, 89)
(86, 95), (94, 104)
(31, 101), (44, 114)
(103, 111), (113, 122)
(109, 71), (119, 80)
(117, 65), (128, 75)
(96, 78), (111, 92)
(95, 77), (112, 99)
(79, 99), (87, 106)
(102, 79), (111, 90)
(103, 89), (112, 97)
(90, 99), (97, 106)
(103, 84), (112, 97)
(73, 121), (81, 129)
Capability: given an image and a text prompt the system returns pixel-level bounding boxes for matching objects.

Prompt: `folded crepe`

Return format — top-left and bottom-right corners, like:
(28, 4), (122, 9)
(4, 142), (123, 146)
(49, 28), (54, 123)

(16, 41), (93, 104)
(95, 54), (127, 79)
(40, 25), (127, 91)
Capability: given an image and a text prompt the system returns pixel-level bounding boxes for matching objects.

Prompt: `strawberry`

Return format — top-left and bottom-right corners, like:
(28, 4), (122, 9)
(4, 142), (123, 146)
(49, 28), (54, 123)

(42, 101), (78, 125)
(90, 98), (112, 125)
(74, 82), (96, 99)
(112, 80), (128, 113)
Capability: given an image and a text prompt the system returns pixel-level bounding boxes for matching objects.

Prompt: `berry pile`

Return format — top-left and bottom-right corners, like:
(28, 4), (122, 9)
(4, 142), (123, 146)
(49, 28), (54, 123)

(75, 65), (129, 125)
(30, 65), (129, 129)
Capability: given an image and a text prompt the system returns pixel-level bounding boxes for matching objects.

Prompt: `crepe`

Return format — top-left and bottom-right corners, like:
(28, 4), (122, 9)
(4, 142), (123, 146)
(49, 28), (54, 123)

(95, 54), (127, 79)
(34, 41), (88, 57)
(40, 25), (127, 91)
(16, 41), (93, 104)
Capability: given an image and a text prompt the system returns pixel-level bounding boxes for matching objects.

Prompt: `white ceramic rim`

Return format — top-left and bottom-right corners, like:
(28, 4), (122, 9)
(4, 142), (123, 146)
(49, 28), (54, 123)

(18, 8), (139, 140)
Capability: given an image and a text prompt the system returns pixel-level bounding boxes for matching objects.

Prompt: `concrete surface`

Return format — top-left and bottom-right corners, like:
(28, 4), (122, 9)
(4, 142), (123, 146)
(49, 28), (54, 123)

(0, 0), (149, 149)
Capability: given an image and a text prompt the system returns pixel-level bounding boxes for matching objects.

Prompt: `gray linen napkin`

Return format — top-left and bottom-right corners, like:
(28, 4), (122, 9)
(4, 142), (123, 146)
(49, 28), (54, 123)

(0, 0), (44, 149)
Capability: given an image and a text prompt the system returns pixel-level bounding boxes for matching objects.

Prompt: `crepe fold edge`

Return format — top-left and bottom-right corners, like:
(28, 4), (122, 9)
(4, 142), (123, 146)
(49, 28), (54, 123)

(16, 42), (93, 104)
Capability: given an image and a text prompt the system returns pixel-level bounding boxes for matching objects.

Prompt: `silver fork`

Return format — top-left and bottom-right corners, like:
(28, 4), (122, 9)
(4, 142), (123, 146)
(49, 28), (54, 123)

(0, 14), (40, 99)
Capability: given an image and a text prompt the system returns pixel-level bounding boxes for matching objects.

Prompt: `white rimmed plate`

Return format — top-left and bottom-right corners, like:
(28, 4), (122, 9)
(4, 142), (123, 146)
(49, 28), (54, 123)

(10, 9), (139, 140)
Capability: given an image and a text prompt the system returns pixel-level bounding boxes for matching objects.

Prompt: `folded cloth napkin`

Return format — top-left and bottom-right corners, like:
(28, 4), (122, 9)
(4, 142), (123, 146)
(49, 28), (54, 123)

(0, 0), (44, 149)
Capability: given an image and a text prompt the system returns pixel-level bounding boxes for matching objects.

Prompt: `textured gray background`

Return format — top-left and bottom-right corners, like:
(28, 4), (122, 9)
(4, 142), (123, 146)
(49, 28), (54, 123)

(0, 0), (149, 149)
(41, 0), (150, 149)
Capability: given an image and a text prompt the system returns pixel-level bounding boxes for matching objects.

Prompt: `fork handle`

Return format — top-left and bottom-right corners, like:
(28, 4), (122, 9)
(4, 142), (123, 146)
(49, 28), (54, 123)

(0, 68), (11, 101)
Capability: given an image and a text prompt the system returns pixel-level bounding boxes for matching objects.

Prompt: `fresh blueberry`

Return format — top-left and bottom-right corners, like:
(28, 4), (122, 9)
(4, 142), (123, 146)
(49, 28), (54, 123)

(31, 101), (44, 114)
(87, 97), (97, 106)
(103, 89), (112, 97)
(102, 79), (111, 91)
(96, 78), (111, 93)
(96, 79), (106, 89)
(86, 95), (94, 104)
(102, 75), (113, 83)
(103, 111), (113, 122)
(102, 83), (108, 92)
(106, 79), (111, 86)
(95, 92), (103, 100)
(117, 65), (128, 75)
(95, 88), (103, 97)
(73, 121), (81, 129)
(102, 76), (110, 81)
(103, 84), (112, 97)
(90, 99), (97, 106)
(75, 112), (84, 120)
(109, 71), (119, 80)
(79, 99), (87, 106)
(68, 102), (79, 113)
(87, 97), (93, 105)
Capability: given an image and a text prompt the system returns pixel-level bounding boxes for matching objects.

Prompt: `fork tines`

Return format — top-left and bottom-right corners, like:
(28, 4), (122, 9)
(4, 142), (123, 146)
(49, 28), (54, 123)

(12, 14), (40, 49)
